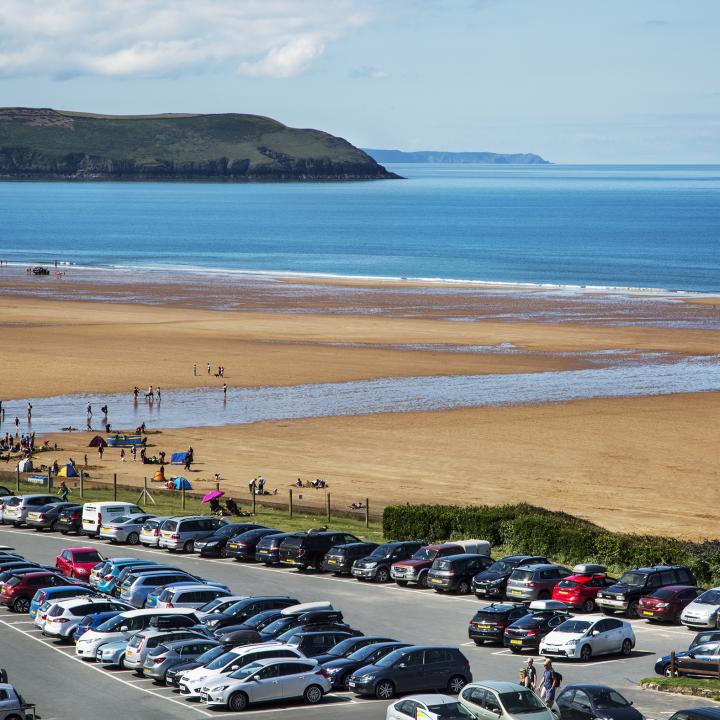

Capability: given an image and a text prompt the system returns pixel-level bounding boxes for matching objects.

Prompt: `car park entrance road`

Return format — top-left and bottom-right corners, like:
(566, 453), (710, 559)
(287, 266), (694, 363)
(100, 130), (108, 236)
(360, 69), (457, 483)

(0, 526), (717, 720)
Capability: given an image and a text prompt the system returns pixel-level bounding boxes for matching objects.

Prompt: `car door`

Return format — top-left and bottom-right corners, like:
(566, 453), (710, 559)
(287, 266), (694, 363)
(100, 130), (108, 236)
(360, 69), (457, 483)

(462, 687), (496, 720)
(589, 619), (613, 654)
(56, 549), (72, 575)
(681, 642), (720, 676)
(422, 647), (451, 689)
(391, 650), (425, 692)
(247, 662), (281, 702)
(273, 661), (311, 699)
(605, 619), (627, 654)
(568, 689), (594, 720)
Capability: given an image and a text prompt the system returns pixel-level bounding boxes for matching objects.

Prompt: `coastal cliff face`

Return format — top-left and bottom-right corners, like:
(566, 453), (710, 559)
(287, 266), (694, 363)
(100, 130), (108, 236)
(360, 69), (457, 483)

(0, 108), (400, 181)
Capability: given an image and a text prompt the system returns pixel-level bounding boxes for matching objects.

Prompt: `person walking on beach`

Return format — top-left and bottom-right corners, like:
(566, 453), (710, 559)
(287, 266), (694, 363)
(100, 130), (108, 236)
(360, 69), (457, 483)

(14, 416), (19, 435)
(98, 444), (104, 460)
(207, 363), (211, 375)
(120, 448), (126, 462)
(156, 387), (161, 402)
(184, 454), (192, 471)
(58, 481), (70, 502)
(133, 386), (139, 400)
(223, 383), (227, 398)
(131, 445), (136, 461)
(84, 453), (88, 467)
(193, 363), (197, 376)
(27, 403), (32, 421)
(87, 403), (92, 417)
(248, 477), (257, 495)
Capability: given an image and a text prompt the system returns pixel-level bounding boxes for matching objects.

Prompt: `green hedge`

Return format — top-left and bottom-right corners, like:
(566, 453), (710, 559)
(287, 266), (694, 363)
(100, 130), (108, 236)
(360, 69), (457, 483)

(382, 504), (720, 586)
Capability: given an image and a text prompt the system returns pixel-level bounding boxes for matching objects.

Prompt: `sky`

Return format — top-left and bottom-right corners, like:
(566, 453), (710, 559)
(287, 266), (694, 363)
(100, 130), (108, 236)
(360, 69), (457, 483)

(0, 0), (719, 163)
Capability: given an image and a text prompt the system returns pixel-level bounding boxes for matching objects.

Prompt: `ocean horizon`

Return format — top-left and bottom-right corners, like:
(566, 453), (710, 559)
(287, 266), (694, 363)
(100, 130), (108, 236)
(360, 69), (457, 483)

(1, 163), (719, 292)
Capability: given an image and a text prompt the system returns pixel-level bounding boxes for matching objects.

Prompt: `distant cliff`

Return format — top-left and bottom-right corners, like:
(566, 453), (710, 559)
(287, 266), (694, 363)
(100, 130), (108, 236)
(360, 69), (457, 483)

(364, 148), (549, 164)
(0, 108), (400, 181)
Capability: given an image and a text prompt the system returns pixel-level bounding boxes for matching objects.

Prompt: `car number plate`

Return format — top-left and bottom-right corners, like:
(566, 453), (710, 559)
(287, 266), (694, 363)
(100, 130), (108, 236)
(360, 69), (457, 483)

(510, 639), (523, 645)
(430, 578), (443, 583)
(201, 693), (208, 701)
(347, 681), (356, 688)
(328, 559), (337, 564)
(28, 513), (39, 520)
(510, 589), (523, 595)
(642, 610), (653, 616)
(285, 558), (296, 564)
(477, 624), (491, 629)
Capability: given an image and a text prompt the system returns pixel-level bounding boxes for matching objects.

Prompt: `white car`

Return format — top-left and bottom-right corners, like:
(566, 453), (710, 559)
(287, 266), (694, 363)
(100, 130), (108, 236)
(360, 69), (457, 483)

(202, 657), (330, 712)
(386, 693), (475, 719)
(179, 643), (305, 699)
(42, 596), (132, 639)
(681, 587), (720, 629)
(539, 617), (635, 661)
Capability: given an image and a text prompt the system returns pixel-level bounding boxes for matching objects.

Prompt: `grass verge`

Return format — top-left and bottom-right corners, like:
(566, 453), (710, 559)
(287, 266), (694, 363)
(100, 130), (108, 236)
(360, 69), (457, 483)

(641, 677), (720, 701)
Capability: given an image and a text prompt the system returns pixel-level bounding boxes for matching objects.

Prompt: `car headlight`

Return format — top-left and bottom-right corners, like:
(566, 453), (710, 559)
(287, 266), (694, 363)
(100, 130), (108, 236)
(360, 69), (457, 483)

(364, 561), (377, 568)
(359, 674), (375, 681)
(656, 603), (669, 608)
(489, 577), (503, 584)
(205, 541), (218, 546)
(211, 685), (228, 692)
(77, 568), (89, 575)
(566, 639), (577, 646)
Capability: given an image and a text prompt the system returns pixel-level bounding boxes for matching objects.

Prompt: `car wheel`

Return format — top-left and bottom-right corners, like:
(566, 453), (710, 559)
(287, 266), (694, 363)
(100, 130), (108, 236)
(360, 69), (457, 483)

(127, 532), (139, 545)
(375, 680), (395, 700)
(5, 714), (23, 720)
(118, 655), (125, 669)
(304, 684), (324, 704)
(220, 546), (228, 558)
(447, 675), (467, 694)
(582, 599), (595, 613)
(50, 520), (59, 532)
(12, 597), (30, 613)
(396, 580), (408, 587)
(664, 666), (677, 677)
(34, 526), (42, 532)
(580, 644), (592, 661)
(341, 672), (352, 690)
(473, 639), (484, 646)
(434, 588), (445, 594)
(228, 691), (249, 712)
(373, 567), (390, 583)
(458, 580), (471, 595)
(509, 648), (521, 654)
(418, 572), (429, 589)
(183, 540), (194, 553)
(60, 529), (68, 535)
(627, 601), (640, 619)
(621, 639), (633, 656)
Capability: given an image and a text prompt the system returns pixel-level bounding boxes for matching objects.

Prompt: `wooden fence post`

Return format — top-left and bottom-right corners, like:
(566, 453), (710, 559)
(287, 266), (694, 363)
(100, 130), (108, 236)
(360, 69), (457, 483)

(326, 493), (331, 523)
(365, 498), (370, 528)
(181, 485), (186, 511)
(113, 473), (117, 501)
(252, 488), (256, 515)
(288, 489), (293, 519)
(16, 468), (20, 493)
(670, 651), (676, 677)
(47, 470), (52, 491)
(79, 470), (84, 498)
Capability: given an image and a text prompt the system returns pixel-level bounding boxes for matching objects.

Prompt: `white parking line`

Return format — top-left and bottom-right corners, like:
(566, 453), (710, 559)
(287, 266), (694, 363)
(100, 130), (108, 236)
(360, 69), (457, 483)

(0, 618), (212, 717)
(217, 696), (376, 718)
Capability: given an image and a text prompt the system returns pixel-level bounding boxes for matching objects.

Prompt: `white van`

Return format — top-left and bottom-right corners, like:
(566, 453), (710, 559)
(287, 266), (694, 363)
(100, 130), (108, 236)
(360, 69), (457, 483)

(82, 501), (143, 537)
(455, 539), (491, 556)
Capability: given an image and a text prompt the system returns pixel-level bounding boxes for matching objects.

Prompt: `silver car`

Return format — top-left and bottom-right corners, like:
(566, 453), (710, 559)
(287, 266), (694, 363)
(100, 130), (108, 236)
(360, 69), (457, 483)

(158, 516), (228, 553)
(140, 516), (173, 547)
(0, 496), (19, 525)
(142, 638), (220, 682)
(97, 639), (132, 667)
(119, 570), (197, 608)
(506, 564), (573, 602)
(4, 494), (61, 526)
(99, 513), (156, 545)
(155, 584), (232, 610)
(124, 628), (208, 673)
(203, 657), (330, 711)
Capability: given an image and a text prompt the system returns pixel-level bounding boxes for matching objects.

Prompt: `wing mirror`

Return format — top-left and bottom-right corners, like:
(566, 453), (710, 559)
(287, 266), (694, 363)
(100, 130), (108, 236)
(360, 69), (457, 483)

(120, 625), (129, 632)
(688, 652), (696, 659)
(592, 630), (600, 636)
(397, 662), (407, 669)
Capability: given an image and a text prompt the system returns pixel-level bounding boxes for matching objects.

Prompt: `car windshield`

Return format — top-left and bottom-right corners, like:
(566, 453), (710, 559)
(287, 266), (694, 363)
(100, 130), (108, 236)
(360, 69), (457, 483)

(652, 587), (679, 600)
(618, 572), (648, 586)
(434, 560), (453, 571)
(260, 617), (291, 635)
(555, 620), (592, 633)
(368, 545), (394, 559)
(499, 690), (547, 713)
(375, 649), (405, 667)
(205, 651), (239, 670)
(412, 547), (438, 561)
(73, 551), (102, 563)
(216, 525), (241, 538)
(198, 597), (229, 613)
(427, 702), (474, 719)
(587, 689), (630, 708)
(557, 579), (580, 589)
(228, 662), (263, 680)
(696, 590), (720, 605)
(487, 561), (512, 573)
(97, 615), (126, 631)
(197, 645), (225, 664)
(244, 610), (278, 629)
(348, 644), (393, 662)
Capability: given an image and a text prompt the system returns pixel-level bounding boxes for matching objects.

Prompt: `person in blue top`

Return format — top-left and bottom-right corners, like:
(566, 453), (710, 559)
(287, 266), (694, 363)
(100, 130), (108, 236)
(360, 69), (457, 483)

(541, 658), (559, 707)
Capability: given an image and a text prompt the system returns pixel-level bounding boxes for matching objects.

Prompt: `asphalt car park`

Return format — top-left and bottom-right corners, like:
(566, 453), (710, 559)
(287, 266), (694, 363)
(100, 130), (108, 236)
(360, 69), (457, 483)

(0, 526), (717, 720)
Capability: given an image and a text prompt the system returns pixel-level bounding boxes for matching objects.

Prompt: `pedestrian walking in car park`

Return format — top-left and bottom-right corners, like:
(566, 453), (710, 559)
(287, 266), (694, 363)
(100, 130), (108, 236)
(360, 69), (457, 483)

(58, 481), (70, 502)
(525, 658), (536, 690)
(541, 659), (560, 707)
(518, 668), (528, 688)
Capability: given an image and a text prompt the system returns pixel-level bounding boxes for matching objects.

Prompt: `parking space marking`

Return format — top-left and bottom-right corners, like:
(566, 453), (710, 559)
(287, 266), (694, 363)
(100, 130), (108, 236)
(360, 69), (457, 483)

(0, 618), (212, 717)
(217, 696), (376, 718)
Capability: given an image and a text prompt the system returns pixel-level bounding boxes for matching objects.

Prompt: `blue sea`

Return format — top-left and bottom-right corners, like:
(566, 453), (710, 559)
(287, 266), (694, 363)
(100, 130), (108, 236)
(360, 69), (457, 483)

(1, 164), (719, 292)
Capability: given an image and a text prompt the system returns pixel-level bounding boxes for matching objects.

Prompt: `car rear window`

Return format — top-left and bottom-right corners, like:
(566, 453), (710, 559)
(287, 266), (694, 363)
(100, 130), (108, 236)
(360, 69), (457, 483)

(73, 551), (102, 563)
(111, 516), (130, 524)
(144, 520), (160, 529)
(511, 569), (534, 581)
(281, 537), (303, 549)
(557, 579), (579, 589)
(412, 547), (437, 561)
(434, 559), (453, 571)
(48, 605), (65, 618)
(162, 520), (178, 531)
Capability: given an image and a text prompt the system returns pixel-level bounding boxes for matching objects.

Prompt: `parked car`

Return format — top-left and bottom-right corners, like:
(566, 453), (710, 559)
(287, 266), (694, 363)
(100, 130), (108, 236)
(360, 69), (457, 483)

(639, 585), (703, 623)
(314, 635), (397, 665)
(142, 637), (221, 683)
(159, 516), (228, 553)
(386, 693), (474, 720)
(210, 609), (286, 648)
(73, 610), (126, 641)
(94, 559), (157, 594)
(323, 642), (410, 691)
(3, 494), (61, 526)
(96, 639), (133, 668)
(25, 502), (79, 532)
(81, 501), (143, 537)
(472, 555), (550, 599)
(655, 641), (720, 678)
(427, 553), (494, 594)
(139, 516), (172, 547)
(144, 580), (230, 609)
(201, 596), (299, 633)
(284, 630), (358, 658)
(691, 631), (720, 649)
(554, 684), (644, 720)
(30, 585), (95, 619)
(348, 645), (471, 699)
(99, 513), (156, 544)
(112, 564), (186, 596)
(504, 600), (571, 653)
(0, 486), (13, 496)
(0, 681), (33, 720)
(391, 543), (465, 589)
(506, 563), (573, 602)
(468, 602), (531, 646)
(0, 572), (78, 613)
(540, 617), (635, 661)
(352, 541), (426, 584)
(0, 496), (19, 525)
(155, 584), (232, 610)
(57, 505), (83, 534)
(224, 528), (284, 561)
(668, 710), (720, 720)
(551, 565), (617, 612)
(55, 547), (103, 579)
(460, 681), (557, 720)
(124, 628), (208, 673)
(255, 532), (303, 566)
(202, 656), (330, 712)
(42, 596), (132, 640)
(596, 565), (697, 618)
(254, 604), (338, 643)
(322, 542), (379, 575)
(194, 595), (249, 619)
(120, 570), (198, 607)
(196, 523), (267, 558)
(165, 644), (227, 687)
(279, 531), (362, 571)
(681, 587), (720, 629)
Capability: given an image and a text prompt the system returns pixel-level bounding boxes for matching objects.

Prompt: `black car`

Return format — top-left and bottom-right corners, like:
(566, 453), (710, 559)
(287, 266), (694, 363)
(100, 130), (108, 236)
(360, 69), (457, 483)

(555, 685), (643, 720)
(504, 605), (571, 653)
(0, 486), (12, 496)
(348, 645), (472, 699)
(321, 642), (410, 690)
(201, 596), (299, 633)
(212, 609), (286, 647)
(351, 541), (426, 584)
(164, 644), (227, 687)
(427, 553), (494, 594)
(596, 565), (696, 618)
(225, 528), (283, 561)
(25, 502), (80, 532)
(468, 602), (530, 645)
(669, 710), (720, 720)
(314, 635), (397, 665)
(279, 531), (361, 571)
(322, 542), (379, 575)
(472, 555), (549, 599)
(255, 532), (304, 566)
(284, 630), (358, 658)
(257, 609), (346, 642)
(57, 504), (84, 534)
(194, 523), (265, 558)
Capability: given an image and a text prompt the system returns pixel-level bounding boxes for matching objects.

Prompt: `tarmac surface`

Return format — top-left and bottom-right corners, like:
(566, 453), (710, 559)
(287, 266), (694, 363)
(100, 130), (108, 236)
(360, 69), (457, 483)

(0, 525), (716, 720)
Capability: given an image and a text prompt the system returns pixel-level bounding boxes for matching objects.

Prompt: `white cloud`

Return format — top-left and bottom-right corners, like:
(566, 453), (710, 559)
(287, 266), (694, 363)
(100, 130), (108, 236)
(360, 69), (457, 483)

(0, 0), (370, 80)
(350, 65), (389, 79)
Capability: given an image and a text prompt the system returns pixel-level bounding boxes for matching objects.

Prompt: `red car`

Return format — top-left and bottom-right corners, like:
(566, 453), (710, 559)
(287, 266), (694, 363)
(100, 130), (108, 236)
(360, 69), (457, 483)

(637, 585), (702, 623)
(55, 547), (104, 579)
(390, 543), (464, 588)
(552, 567), (617, 612)
(0, 571), (68, 613)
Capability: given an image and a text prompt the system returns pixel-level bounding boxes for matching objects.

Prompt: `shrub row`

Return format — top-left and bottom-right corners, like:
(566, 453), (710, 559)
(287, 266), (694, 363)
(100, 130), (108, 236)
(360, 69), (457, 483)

(382, 503), (720, 586)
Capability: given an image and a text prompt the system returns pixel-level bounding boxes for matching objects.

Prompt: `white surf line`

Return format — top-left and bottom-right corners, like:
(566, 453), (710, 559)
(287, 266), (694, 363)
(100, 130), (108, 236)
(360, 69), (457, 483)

(0, 618), (212, 717)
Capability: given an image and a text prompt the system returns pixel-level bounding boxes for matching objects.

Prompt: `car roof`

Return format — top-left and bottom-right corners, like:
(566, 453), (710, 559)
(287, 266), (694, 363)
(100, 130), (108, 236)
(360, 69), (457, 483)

(66, 546), (98, 553)
(519, 563), (563, 571)
(479, 603), (527, 611)
(166, 584), (228, 593)
(19, 494), (56, 499)
(629, 565), (686, 573)
(84, 501), (137, 507)
(52, 596), (118, 609)
(471, 681), (527, 692)
(243, 656), (313, 668)
(399, 694), (457, 705)
(119, 608), (197, 618)
(436, 553), (486, 562)
(427, 543), (462, 549)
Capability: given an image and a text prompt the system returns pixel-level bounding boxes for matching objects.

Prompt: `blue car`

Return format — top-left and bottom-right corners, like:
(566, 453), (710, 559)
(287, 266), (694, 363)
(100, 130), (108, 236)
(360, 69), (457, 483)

(73, 610), (125, 641)
(96, 559), (157, 595)
(29, 585), (94, 619)
(655, 640), (720, 677)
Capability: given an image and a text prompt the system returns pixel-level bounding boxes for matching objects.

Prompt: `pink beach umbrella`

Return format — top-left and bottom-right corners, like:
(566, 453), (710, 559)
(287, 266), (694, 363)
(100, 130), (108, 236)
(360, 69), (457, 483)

(202, 489), (225, 504)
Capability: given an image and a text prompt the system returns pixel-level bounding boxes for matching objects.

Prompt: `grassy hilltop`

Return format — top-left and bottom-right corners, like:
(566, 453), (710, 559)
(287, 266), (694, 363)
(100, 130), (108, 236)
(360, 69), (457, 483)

(0, 107), (399, 181)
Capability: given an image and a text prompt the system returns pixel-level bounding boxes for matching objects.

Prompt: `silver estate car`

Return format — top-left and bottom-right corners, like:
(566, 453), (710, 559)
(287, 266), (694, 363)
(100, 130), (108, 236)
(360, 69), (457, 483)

(140, 516), (173, 547)
(505, 564), (573, 602)
(142, 638), (220, 682)
(3, 494), (61, 526)
(159, 516), (228, 553)
(99, 513), (156, 545)
(124, 628), (208, 673)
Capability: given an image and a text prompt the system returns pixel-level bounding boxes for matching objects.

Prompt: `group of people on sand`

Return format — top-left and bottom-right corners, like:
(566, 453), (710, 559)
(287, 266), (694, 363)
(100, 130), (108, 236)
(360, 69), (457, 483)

(294, 477), (328, 490)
